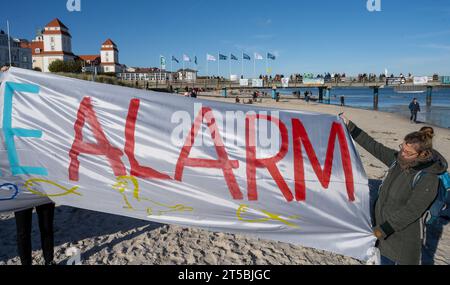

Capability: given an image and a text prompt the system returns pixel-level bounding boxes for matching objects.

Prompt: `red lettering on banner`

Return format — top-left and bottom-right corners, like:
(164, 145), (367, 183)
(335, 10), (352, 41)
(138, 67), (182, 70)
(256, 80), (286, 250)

(69, 97), (126, 181)
(175, 107), (243, 200)
(246, 115), (293, 202)
(292, 120), (355, 202)
(124, 99), (171, 180)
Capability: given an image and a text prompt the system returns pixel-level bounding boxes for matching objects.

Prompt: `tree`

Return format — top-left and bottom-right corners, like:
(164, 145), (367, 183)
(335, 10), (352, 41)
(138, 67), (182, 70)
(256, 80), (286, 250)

(48, 60), (82, 73)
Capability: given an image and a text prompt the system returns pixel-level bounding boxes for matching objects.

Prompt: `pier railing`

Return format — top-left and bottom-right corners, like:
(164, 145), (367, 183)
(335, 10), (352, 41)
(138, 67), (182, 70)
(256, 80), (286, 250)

(118, 76), (446, 91)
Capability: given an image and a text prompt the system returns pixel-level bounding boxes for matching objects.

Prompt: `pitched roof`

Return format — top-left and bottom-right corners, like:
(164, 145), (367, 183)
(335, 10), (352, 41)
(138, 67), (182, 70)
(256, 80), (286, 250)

(45, 18), (69, 29)
(102, 39), (117, 46)
(30, 41), (44, 55)
(78, 55), (101, 62)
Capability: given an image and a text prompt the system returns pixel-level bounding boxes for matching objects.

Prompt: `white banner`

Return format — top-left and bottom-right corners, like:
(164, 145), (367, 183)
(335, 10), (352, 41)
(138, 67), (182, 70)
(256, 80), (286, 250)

(0, 68), (375, 261)
(281, 78), (290, 88)
(303, 78), (325, 86)
(239, 79), (249, 87)
(413, 76), (429, 85)
(252, 79), (263, 88)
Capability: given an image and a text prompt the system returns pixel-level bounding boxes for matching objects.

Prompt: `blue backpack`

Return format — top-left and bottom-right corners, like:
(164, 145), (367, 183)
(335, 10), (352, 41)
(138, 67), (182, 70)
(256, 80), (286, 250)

(413, 171), (450, 225)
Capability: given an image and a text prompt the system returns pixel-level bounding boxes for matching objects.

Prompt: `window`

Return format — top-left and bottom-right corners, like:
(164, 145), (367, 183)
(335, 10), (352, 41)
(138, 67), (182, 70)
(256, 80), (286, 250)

(35, 48), (41, 54)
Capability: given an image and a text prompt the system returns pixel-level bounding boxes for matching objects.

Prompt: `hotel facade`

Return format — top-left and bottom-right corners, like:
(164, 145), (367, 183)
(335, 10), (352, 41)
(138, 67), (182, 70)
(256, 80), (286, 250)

(30, 18), (122, 73)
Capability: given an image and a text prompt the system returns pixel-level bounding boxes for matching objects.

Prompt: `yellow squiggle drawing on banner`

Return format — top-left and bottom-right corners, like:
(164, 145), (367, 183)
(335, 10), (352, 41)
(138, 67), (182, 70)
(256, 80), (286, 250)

(24, 179), (82, 197)
(237, 205), (301, 229)
(112, 176), (141, 209)
(113, 176), (193, 216)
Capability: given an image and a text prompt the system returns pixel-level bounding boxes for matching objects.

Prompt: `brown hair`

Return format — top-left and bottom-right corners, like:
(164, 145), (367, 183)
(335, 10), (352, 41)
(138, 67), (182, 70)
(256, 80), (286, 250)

(404, 127), (435, 153)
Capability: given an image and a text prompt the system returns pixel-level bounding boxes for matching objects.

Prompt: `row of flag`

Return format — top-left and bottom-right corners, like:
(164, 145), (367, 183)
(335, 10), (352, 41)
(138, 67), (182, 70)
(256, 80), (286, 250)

(169, 53), (276, 64)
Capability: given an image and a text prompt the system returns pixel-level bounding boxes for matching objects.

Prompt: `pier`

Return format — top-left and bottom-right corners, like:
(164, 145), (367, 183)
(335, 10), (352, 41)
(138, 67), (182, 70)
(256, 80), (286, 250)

(121, 76), (449, 109)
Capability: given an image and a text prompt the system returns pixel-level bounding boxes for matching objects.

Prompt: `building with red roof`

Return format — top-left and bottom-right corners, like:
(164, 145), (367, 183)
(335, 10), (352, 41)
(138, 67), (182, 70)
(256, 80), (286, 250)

(30, 19), (122, 73)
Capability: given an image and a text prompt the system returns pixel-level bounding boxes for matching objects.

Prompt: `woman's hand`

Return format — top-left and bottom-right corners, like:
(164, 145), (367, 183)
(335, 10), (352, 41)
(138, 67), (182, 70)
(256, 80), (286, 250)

(339, 113), (350, 126)
(374, 229), (384, 240)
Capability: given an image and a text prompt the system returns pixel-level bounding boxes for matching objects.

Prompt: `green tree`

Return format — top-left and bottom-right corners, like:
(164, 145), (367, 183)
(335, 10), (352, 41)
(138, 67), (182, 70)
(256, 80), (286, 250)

(48, 60), (82, 73)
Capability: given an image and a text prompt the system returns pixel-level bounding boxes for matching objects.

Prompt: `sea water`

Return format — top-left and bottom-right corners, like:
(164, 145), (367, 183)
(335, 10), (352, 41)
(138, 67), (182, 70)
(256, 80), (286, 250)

(278, 87), (450, 129)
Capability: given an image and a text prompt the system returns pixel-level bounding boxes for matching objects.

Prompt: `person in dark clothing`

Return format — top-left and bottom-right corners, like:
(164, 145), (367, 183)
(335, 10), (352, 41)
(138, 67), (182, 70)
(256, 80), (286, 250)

(409, 98), (421, 123)
(340, 96), (345, 107)
(341, 114), (447, 265)
(15, 203), (56, 265)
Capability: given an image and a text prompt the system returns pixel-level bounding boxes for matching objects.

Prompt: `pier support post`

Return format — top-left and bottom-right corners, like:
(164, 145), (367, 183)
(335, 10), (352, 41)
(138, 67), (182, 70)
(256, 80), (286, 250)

(373, 87), (379, 110)
(325, 88), (331, 104)
(426, 86), (432, 107)
(318, 87), (324, 103)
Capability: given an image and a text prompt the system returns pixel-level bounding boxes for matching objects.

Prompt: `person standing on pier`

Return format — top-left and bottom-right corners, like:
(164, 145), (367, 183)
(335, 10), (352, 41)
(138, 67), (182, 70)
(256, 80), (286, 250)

(409, 98), (421, 124)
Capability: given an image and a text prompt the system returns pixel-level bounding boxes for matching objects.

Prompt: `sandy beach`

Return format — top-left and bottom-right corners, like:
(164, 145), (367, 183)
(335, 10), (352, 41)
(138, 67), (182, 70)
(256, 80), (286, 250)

(1, 93), (449, 265)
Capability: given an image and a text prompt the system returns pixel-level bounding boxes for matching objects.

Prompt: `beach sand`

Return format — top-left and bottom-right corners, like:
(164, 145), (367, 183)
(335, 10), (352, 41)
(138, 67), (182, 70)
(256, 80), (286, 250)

(1, 94), (449, 265)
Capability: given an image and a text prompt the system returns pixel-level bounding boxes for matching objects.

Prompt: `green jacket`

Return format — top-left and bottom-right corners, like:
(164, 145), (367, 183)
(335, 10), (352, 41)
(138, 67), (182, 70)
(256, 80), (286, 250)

(348, 121), (448, 265)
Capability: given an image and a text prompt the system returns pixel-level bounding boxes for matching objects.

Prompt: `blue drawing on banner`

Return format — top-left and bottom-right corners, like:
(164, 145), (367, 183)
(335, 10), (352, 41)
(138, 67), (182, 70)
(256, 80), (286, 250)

(0, 183), (19, 201)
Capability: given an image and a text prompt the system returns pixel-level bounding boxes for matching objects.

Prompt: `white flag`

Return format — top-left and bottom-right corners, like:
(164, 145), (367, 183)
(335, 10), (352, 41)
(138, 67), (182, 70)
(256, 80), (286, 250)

(183, 54), (191, 62)
(254, 53), (263, 60)
(206, 54), (217, 61)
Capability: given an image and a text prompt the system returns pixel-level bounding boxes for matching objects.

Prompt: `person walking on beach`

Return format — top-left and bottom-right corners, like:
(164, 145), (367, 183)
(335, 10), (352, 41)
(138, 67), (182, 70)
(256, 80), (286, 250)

(15, 203), (56, 265)
(340, 96), (345, 107)
(409, 98), (421, 123)
(341, 114), (447, 265)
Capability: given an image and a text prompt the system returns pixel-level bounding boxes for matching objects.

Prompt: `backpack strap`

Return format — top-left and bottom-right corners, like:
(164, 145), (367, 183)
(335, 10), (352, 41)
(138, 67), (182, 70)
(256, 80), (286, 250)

(412, 170), (427, 189)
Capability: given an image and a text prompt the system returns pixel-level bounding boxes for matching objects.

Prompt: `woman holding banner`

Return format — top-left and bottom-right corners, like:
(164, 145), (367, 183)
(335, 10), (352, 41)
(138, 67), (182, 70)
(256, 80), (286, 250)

(341, 114), (447, 265)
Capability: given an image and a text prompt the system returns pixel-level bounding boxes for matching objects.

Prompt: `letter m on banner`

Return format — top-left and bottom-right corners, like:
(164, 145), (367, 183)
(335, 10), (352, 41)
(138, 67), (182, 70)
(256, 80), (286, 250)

(292, 120), (355, 202)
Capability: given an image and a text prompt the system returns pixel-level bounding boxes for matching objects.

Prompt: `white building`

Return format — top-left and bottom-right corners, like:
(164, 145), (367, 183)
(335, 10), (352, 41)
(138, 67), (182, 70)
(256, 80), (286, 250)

(30, 19), (122, 74)
(30, 18), (76, 72)
(177, 69), (197, 81)
(100, 39), (122, 73)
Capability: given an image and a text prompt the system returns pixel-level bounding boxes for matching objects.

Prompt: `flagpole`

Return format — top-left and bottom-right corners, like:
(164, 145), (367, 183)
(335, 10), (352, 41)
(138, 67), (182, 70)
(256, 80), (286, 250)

(218, 52), (220, 78)
(229, 53), (231, 80)
(241, 52), (244, 78)
(7, 20), (12, 67)
(266, 55), (268, 75)
(253, 54), (256, 79)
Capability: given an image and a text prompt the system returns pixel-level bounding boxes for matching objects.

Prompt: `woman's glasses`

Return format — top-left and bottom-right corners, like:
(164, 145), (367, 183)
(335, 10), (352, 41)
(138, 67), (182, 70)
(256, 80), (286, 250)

(399, 143), (419, 157)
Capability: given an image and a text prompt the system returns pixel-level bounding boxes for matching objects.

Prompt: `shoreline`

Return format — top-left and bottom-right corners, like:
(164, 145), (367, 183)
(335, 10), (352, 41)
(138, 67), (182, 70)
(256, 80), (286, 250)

(196, 89), (450, 129)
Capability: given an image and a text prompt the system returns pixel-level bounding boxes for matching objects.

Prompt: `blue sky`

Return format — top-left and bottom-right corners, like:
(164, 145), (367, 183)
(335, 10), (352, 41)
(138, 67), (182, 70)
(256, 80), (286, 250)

(1, 0), (450, 76)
